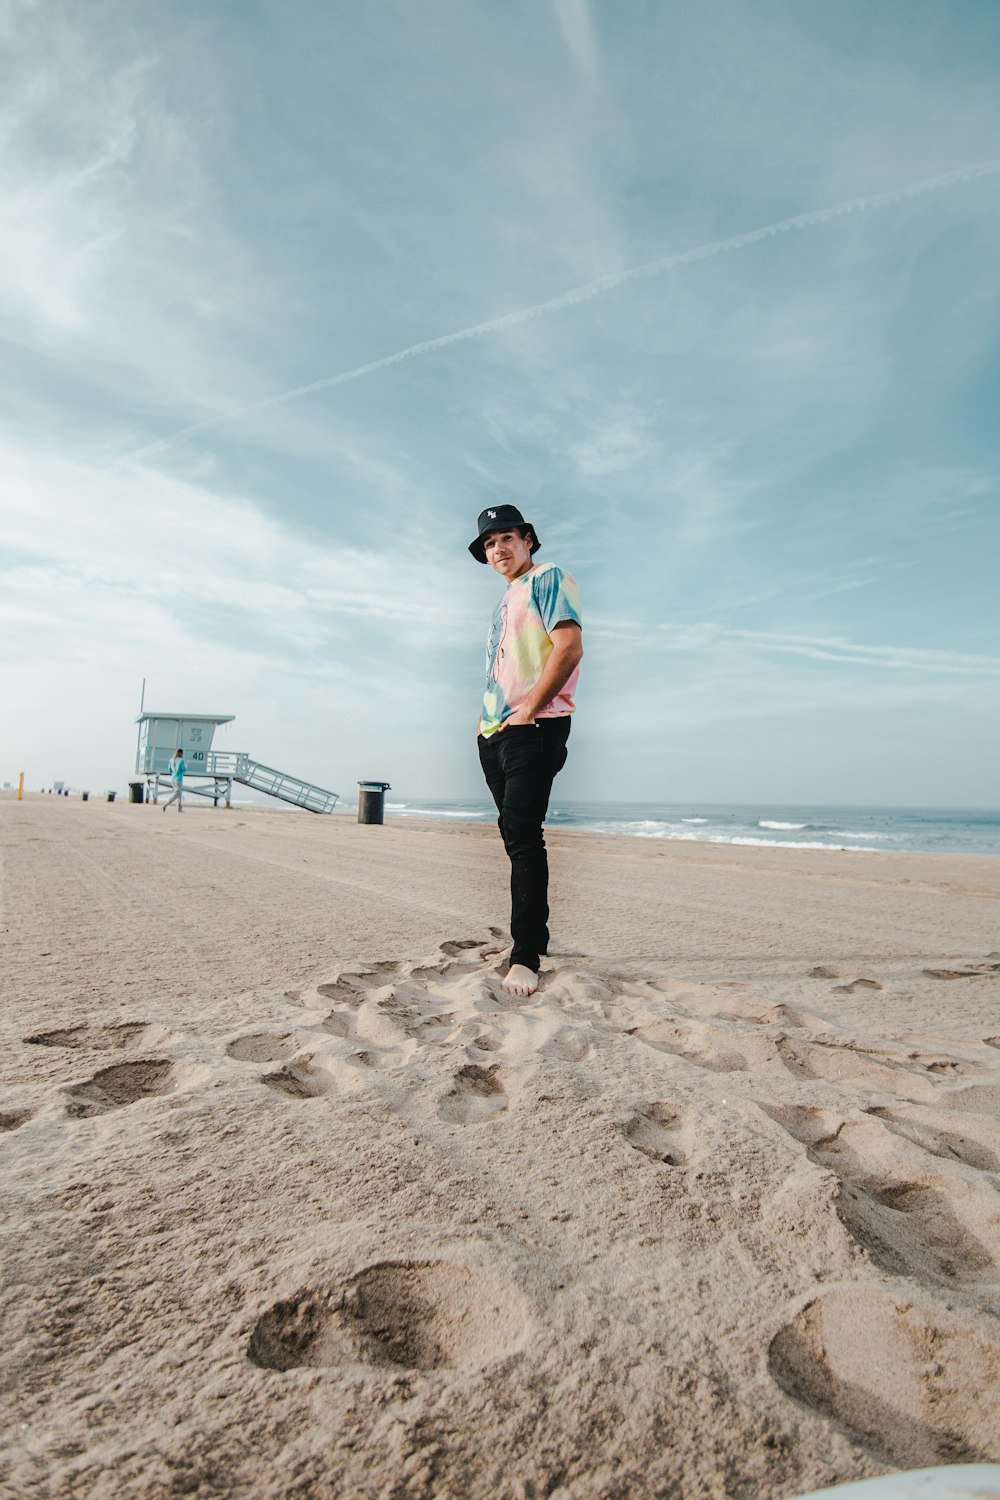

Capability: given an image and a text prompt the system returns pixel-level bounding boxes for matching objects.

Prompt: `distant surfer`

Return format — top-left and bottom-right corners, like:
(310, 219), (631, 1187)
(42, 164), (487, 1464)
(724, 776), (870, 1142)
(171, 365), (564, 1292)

(469, 505), (583, 997)
(163, 749), (186, 813)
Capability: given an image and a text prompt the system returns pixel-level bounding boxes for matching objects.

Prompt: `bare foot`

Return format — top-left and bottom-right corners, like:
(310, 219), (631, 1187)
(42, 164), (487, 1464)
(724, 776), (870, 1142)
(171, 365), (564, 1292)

(502, 964), (538, 998)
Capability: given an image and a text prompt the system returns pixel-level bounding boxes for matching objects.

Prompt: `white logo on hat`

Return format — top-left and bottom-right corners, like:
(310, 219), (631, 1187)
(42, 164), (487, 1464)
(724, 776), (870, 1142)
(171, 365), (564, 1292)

(487, 509), (497, 519)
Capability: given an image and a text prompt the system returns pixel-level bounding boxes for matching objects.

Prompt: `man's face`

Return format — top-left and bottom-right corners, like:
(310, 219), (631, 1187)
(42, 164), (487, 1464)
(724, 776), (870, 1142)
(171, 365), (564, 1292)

(483, 528), (534, 580)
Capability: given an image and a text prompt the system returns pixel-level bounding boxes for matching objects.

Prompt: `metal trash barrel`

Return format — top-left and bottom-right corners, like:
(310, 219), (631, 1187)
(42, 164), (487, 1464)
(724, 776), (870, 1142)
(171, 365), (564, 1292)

(357, 781), (391, 825)
(129, 781), (144, 805)
(107, 791), (117, 803)
(81, 792), (89, 802)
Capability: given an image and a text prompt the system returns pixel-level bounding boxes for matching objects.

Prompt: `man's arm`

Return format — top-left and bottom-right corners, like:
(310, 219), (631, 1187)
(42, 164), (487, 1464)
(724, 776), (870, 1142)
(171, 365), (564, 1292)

(500, 622), (583, 728)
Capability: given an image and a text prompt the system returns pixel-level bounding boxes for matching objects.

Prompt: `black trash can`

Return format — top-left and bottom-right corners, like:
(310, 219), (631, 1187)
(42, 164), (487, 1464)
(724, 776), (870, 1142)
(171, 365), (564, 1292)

(107, 791), (117, 803)
(129, 781), (144, 805)
(82, 792), (89, 802)
(357, 781), (391, 825)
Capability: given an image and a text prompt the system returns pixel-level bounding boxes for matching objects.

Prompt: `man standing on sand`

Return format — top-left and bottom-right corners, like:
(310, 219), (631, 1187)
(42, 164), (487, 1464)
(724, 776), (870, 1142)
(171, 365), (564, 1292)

(470, 505), (583, 998)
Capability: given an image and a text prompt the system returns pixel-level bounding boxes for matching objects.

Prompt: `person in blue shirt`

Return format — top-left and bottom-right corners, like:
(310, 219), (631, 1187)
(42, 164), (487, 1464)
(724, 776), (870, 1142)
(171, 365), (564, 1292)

(163, 750), (186, 813)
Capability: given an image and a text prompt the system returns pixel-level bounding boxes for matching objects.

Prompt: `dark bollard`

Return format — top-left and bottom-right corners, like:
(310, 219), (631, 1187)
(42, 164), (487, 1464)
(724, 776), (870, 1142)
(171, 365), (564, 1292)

(357, 781), (391, 825)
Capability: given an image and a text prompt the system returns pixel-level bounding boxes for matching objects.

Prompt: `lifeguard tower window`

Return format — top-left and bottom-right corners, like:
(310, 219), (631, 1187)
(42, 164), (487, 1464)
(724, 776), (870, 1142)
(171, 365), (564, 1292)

(135, 713), (235, 777)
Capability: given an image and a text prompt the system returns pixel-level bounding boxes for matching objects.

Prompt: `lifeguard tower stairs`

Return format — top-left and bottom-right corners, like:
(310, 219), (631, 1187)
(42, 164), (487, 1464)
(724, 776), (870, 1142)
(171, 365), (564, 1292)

(135, 713), (339, 813)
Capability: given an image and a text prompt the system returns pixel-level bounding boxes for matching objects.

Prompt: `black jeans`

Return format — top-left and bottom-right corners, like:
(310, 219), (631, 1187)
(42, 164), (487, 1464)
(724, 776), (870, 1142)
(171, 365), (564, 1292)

(477, 716), (571, 973)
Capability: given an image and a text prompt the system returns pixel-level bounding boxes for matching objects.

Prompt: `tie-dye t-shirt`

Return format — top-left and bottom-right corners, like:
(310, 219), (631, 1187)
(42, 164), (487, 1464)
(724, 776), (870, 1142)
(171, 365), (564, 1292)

(479, 562), (582, 738)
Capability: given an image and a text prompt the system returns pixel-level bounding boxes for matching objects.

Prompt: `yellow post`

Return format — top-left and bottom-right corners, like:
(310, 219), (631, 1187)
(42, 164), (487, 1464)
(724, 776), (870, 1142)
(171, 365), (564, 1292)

(17, 772), (24, 800)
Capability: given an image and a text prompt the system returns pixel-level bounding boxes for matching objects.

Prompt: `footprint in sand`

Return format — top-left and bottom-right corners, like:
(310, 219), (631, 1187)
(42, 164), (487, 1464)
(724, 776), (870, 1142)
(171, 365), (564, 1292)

(261, 1056), (334, 1099)
(763, 1104), (999, 1285)
(356, 988), (457, 1046)
(833, 978), (883, 994)
(923, 966), (994, 980)
(922, 1057), (981, 1076)
(985, 1036), (1000, 1050)
(625, 1102), (690, 1166)
(809, 965), (843, 979)
(733, 1001), (810, 1029)
(320, 1011), (353, 1040)
(634, 1019), (749, 1073)
(409, 962), (462, 983)
(437, 1064), (508, 1125)
(248, 1260), (528, 1372)
(761, 1103), (843, 1150)
(345, 961), (408, 989)
(26, 1022), (161, 1051)
(866, 1104), (1000, 1174)
(439, 939), (483, 957)
(226, 1032), (298, 1062)
(65, 1060), (175, 1118)
(0, 1108), (35, 1132)
(942, 1083), (1000, 1116)
(316, 979), (367, 1008)
(772, 1037), (937, 1098)
(315, 963), (406, 1004)
(543, 1030), (592, 1063)
(769, 1287), (1000, 1464)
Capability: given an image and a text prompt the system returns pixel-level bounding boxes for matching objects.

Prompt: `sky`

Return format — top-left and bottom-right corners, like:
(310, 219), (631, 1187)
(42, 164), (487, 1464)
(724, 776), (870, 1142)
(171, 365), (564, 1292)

(3, 0), (999, 807)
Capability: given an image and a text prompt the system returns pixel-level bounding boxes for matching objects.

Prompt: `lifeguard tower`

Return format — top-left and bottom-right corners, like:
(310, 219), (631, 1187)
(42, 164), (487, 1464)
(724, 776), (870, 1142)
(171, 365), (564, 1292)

(134, 712), (339, 813)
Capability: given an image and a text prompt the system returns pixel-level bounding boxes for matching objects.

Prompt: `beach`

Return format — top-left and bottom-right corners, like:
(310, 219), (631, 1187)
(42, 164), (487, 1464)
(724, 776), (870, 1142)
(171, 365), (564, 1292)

(2, 794), (999, 1499)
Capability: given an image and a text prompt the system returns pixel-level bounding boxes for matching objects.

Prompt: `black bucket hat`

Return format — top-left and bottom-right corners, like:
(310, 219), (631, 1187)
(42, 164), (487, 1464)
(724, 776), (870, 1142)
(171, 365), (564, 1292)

(468, 504), (540, 564)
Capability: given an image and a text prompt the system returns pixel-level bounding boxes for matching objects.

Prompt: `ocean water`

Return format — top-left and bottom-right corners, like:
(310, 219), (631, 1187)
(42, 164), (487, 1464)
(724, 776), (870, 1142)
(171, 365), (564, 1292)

(374, 800), (1000, 856)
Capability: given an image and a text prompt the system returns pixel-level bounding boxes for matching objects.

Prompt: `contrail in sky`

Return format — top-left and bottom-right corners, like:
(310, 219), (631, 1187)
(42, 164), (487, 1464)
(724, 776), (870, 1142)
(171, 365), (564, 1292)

(120, 158), (1000, 465)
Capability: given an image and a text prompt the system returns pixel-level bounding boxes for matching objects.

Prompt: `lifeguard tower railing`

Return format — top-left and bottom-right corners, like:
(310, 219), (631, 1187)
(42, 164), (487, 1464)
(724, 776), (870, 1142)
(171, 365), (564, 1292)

(204, 752), (338, 814)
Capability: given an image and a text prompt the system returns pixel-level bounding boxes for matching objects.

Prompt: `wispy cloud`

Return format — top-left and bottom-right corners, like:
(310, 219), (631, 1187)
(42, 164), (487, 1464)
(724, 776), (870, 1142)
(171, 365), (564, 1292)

(551, 0), (601, 87)
(655, 624), (1000, 677)
(0, 434), (479, 660)
(0, 55), (145, 330)
(118, 157), (1000, 465)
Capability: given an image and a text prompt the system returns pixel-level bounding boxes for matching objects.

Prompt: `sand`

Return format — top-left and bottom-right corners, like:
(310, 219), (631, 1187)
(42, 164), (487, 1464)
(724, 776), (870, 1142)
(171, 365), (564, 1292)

(1, 793), (999, 1499)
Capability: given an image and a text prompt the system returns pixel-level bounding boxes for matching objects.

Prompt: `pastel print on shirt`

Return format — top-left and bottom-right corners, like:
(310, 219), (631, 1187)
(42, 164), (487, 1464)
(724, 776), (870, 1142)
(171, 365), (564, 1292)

(480, 562), (581, 737)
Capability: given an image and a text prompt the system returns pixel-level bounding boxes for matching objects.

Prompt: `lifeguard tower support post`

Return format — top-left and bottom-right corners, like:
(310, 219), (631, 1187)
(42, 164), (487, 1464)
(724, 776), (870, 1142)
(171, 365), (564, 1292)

(134, 712), (339, 813)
